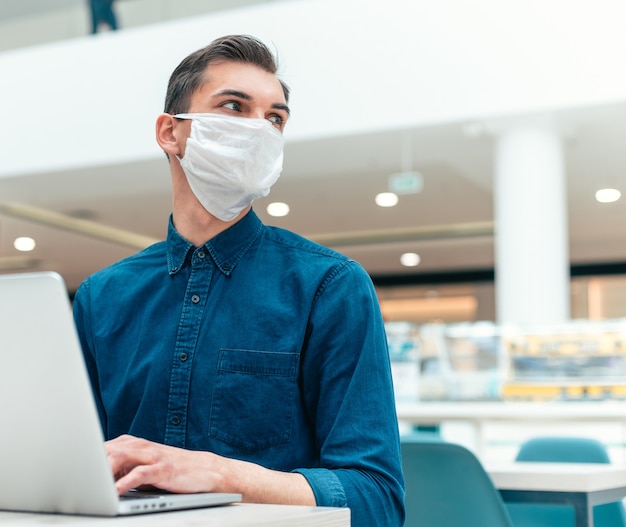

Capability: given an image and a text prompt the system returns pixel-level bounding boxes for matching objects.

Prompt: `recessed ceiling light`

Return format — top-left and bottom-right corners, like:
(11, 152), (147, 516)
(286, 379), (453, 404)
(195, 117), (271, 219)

(375, 192), (399, 207)
(266, 202), (290, 217)
(400, 252), (420, 267)
(13, 237), (36, 252)
(595, 188), (621, 203)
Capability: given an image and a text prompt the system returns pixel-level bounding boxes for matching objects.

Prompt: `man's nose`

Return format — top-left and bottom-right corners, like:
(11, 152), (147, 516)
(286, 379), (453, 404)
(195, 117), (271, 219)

(250, 107), (266, 120)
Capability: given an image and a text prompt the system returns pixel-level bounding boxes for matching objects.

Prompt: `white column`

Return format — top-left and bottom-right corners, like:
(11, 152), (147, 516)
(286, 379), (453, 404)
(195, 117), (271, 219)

(493, 118), (570, 325)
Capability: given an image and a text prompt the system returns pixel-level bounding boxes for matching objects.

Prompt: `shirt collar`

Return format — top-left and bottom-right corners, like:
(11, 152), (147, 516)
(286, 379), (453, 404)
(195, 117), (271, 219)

(166, 209), (263, 276)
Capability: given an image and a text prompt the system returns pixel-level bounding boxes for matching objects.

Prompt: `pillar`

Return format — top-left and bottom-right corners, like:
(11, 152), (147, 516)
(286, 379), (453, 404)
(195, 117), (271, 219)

(493, 118), (570, 325)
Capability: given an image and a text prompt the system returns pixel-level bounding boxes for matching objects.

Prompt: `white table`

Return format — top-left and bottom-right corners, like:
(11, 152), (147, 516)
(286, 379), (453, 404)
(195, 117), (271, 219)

(0, 503), (350, 527)
(487, 462), (626, 527)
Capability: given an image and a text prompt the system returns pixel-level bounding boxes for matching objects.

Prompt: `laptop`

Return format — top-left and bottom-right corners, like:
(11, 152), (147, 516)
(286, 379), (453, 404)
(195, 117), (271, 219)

(0, 271), (241, 516)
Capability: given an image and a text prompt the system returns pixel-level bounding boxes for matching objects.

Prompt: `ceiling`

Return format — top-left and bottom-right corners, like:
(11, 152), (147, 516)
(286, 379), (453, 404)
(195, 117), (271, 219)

(1, 100), (625, 293)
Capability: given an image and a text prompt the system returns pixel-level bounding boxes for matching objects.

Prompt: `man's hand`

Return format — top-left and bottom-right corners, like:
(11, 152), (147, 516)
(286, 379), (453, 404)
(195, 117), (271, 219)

(105, 435), (223, 495)
(105, 434), (316, 506)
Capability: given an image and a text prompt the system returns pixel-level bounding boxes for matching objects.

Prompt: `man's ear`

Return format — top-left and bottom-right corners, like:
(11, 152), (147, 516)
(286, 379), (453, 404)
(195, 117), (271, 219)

(155, 113), (185, 157)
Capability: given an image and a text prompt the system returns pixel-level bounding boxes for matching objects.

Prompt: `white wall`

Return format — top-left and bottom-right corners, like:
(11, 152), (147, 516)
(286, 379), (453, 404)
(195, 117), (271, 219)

(2, 0), (626, 178)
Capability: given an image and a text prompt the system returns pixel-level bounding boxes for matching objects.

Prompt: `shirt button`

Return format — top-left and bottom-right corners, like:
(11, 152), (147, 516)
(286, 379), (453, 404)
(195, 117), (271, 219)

(180, 352), (188, 362)
(197, 251), (206, 259)
(222, 263), (230, 271)
(171, 416), (180, 425)
(191, 294), (200, 304)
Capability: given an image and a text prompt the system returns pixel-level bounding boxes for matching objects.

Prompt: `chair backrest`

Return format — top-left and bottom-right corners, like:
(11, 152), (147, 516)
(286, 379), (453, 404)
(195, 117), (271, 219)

(512, 436), (626, 527)
(516, 436), (611, 463)
(401, 439), (514, 527)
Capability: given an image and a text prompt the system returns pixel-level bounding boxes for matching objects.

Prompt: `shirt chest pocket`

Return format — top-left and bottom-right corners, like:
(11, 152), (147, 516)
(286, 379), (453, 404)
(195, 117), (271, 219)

(209, 349), (298, 453)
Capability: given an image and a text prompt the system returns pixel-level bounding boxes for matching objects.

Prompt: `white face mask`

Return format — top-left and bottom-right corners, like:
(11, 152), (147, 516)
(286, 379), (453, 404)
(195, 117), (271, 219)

(174, 113), (284, 222)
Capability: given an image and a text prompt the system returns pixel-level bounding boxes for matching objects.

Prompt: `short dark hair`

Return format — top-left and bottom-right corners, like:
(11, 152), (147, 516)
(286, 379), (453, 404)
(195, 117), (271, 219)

(163, 34), (290, 115)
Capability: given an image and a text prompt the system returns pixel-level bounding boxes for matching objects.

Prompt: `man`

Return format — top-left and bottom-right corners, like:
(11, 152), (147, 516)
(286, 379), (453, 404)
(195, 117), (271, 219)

(73, 35), (405, 526)
(88, 0), (118, 34)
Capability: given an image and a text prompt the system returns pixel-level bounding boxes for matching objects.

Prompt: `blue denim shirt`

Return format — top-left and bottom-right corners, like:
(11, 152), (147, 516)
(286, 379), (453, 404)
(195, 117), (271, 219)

(73, 209), (405, 526)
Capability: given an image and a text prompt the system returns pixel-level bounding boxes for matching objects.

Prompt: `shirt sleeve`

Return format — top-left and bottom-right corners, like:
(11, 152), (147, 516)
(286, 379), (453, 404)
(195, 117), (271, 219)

(294, 259), (406, 527)
(72, 278), (108, 432)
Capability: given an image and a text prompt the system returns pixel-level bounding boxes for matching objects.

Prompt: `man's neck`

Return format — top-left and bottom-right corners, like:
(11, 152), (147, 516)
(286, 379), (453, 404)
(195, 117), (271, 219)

(172, 200), (249, 247)
(170, 164), (250, 246)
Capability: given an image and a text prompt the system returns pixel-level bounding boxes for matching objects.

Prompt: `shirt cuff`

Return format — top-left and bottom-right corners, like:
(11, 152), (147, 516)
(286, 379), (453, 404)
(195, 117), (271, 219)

(292, 468), (348, 508)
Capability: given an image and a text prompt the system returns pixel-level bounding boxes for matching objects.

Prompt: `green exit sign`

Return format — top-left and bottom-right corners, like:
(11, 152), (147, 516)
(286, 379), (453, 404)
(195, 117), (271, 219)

(389, 171), (423, 195)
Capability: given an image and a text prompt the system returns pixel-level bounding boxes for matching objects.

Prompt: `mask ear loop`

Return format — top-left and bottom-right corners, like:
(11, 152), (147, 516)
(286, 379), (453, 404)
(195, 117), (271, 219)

(173, 114), (194, 163)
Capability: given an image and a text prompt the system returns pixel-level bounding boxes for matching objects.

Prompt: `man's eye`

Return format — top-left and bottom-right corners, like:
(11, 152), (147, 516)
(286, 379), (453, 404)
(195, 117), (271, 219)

(268, 114), (283, 126)
(222, 101), (241, 111)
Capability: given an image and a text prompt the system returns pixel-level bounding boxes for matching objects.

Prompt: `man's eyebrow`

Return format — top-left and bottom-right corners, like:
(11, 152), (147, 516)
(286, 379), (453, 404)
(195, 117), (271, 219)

(214, 89), (251, 100)
(273, 103), (291, 116)
(214, 89), (290, 115)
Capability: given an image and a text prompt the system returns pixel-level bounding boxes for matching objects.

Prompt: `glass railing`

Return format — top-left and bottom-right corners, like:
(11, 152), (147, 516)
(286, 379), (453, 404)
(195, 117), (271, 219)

(0, 0), (274, 52)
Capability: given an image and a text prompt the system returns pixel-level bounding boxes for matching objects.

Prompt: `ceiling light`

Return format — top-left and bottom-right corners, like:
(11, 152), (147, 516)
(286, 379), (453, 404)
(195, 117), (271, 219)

(375, 192), (399, 207)
(400, 252), (420, 267)
(595, 188), (621, 203)
(13, 236), (36, 252)
(266, 202), (290, 217)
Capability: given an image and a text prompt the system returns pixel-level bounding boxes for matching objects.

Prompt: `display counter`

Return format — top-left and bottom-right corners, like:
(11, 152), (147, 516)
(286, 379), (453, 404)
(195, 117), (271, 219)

(397, 401), (626, 459)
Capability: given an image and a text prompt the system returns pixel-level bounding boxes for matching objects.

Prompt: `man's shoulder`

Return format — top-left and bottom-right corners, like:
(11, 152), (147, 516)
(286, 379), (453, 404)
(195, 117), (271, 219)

(260, 225), (372, 285)
(263, 225), (347, 261)
(83, 240), (167, 287)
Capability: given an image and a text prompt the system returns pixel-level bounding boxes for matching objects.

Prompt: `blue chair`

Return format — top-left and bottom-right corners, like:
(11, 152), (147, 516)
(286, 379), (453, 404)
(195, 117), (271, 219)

(507, 436), (626, 527)
(401, 439), (514, 527)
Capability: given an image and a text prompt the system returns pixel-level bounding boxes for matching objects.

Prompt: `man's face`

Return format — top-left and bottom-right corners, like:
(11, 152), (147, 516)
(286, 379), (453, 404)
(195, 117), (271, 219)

(167, 59), (290, 162)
